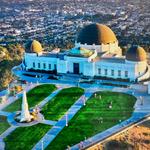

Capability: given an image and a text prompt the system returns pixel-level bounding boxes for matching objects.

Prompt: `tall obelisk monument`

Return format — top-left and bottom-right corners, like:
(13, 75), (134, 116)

(20, 90), (31, 122)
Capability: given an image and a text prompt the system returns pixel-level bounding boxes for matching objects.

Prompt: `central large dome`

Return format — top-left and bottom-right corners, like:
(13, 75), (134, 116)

(77, 23), (117, 45)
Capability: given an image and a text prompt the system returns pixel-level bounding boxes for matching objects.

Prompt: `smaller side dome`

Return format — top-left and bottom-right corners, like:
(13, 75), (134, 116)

(126, 45), (147, 62)
(30, 40), (43, 53)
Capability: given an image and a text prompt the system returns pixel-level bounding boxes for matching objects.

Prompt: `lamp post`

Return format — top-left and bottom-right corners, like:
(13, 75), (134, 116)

(83, 95), (86, 106)
(140, 96), (144, 105)
(66, 113), (68, 126)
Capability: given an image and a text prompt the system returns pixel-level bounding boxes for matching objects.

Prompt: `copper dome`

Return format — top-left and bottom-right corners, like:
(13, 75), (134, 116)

(126, 46), (147, 62)
(30, 40), (43, 53)
(77, 23), (117, 45)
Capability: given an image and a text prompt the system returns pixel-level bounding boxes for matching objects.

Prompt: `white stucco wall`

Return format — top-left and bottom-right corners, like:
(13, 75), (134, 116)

(57, 59), (67, 74)
(24, 51), (149, 82)
(24, 53), (57, 71)
(95, 61), (134, 80)
(126, 60), (147, 79)
(83, 62), (95, 77)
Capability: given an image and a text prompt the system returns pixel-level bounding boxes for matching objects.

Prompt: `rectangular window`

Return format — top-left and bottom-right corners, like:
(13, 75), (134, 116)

(49, 64), (51, 69)
(111, 70), (114, 76)
(98, 68), (101, 74)
(118, 70), (121, 77)
(38, 63), (40, 68)
(43, 63), (46, 69)
(33, 62), (35, 68)
(105, 69), (107, 76)
(125, 71), (128, 77)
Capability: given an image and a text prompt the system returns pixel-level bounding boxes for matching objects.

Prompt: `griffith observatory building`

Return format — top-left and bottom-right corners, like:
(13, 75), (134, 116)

(22, 23), (150, 82)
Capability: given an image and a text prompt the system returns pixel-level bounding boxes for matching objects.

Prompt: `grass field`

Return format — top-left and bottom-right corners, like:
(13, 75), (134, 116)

(42, 87), (84, 121)
(46, 91), (136, 150)
(4, 124), (51, 150)
(3, 84), (56, 112)
(0, 116), (10, 135)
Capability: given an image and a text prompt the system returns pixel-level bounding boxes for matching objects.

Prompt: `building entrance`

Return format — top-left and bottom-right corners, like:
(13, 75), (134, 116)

(73, 63), (79, 74)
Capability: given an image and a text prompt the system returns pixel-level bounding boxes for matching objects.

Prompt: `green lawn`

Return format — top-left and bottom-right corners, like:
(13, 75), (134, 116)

(0, 116), (10, 135)
(3, 84), (56, 112)
(41, 87), (84, 121)
(46, 91), (136, 150)
(4, 124), (51, 150)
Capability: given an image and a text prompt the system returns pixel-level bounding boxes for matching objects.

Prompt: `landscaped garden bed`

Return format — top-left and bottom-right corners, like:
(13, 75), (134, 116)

(4, 124), (51, 150)
(41, 87), (84, 121)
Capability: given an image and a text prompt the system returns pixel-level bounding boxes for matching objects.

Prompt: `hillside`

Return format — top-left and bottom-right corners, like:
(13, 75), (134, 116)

(0, 44), (24, 90)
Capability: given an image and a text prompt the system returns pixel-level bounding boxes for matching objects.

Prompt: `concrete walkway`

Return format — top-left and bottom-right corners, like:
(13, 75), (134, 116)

(7, 112), (40, 127)
(0, 138), (5, 150)
(41, 120), (57, 126)
(0, 111), (11, 117)
(32, 89), (94, 150)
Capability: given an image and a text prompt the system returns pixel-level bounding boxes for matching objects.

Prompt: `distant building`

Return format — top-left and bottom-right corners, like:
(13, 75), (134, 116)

(22, 23), (150, 82)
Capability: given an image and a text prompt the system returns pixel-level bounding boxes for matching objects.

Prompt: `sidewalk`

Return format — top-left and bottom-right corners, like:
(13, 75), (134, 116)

(0, 111), (11, 117)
